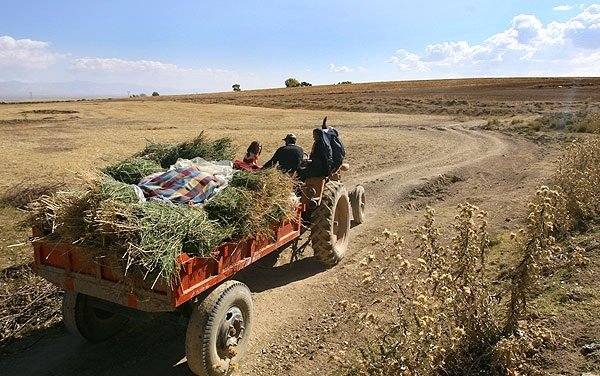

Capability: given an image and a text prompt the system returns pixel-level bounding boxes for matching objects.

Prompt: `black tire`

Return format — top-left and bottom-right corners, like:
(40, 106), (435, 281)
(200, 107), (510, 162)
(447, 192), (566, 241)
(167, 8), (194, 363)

(349, 185), (366, 224)
(62, 291), (128, 342)
(186, 280), (253, 376)
(310, 181), (351, 266)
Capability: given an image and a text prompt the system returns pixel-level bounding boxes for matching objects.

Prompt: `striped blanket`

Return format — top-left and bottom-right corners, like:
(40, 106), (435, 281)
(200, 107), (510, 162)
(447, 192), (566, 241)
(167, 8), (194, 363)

(138, 166), (221, 205)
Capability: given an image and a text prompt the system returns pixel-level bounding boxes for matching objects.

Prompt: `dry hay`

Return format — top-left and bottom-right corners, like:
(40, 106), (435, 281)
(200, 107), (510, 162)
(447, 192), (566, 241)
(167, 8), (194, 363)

(102, 157), (163, 185)
(205, 168), (299, 239)
(27, 162), (298, 286)
(0, 264), (61, 348)
(134, 131), (236, 168)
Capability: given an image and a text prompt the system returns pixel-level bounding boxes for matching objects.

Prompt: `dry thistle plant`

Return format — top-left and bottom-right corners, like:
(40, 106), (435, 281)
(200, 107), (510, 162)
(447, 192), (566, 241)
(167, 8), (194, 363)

(343, 204), (503, 375)
(343, 197), (589, 376)
(553, 136), (600, 231)
(493, 185), (590, 375)
(505, 186), (567, 332)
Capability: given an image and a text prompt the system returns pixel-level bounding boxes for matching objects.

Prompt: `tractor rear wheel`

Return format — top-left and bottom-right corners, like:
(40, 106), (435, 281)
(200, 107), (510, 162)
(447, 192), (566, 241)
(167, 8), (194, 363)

(310, 181), (351, 266)
(186, 280), (253, 376)
(62, 291), (128, 342)
(349, 185), (366, 224)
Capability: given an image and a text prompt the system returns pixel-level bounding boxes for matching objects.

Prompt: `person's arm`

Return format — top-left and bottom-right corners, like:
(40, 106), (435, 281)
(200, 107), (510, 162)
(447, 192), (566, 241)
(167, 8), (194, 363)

(262, 148), (280, 169)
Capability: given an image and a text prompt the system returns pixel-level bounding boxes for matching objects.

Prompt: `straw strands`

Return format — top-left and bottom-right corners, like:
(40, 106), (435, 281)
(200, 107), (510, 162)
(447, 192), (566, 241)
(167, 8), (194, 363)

(206, 168), (299, 239)
(134, 131), (236, 168)
(102, 157), (163, 185)
(27, 134), (298, 285)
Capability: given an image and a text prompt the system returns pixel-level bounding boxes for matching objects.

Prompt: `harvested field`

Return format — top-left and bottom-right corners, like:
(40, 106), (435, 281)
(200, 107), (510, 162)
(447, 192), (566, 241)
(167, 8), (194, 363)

(0, 77), (599, 376)
(162, 77), (600, 117)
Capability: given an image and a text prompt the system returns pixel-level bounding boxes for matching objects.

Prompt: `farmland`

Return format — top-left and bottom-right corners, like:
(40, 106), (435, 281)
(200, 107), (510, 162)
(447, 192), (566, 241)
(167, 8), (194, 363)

(0, 77), (599, 375)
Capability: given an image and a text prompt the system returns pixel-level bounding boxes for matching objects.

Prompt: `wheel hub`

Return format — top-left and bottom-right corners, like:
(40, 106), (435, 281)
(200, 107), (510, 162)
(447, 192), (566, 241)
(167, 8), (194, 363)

(218, 307), (245, 358)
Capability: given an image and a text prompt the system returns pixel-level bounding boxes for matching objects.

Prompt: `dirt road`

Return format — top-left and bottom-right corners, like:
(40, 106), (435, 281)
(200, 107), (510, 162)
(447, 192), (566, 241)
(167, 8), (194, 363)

(0, 122), (548, 376)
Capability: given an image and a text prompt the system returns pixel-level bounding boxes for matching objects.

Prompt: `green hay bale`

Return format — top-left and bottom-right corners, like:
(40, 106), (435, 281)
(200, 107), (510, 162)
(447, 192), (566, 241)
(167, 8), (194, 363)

(206, 168), (298, 239)
(95, 200), (232, 285)
(102, 158), (163, 184)
(204, 187), (255, 239)
(230, 170), (267, 191)
(98, 178), (140, 203)
(135, 132), (236, 168)
(134, 143), (179, 167)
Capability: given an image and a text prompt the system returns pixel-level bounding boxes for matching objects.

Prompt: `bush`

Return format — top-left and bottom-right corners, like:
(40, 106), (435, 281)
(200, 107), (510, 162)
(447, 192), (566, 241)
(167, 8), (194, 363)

(152, 91), (159, 97)
(341, 136), (600, 375)
(285, 78), (300, 88)
(232, 84), (241, 92)
(553, 136), (600, 231)
(341, 199), (579, 375)
(528, 111), (600, 133)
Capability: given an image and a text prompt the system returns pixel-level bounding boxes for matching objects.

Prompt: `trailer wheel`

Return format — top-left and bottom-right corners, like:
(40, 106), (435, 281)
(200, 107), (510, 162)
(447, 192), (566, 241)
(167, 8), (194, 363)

(186, 280), (253, 376)
(349, 185), (366, 224)
(310, 181), (351, 266)
(62, 291), (128, 342)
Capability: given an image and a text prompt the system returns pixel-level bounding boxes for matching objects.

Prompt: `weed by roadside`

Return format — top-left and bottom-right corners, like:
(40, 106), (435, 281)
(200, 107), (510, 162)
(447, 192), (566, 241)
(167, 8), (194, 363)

(339, 134), (599, 375)
(481, 110), (600, 141)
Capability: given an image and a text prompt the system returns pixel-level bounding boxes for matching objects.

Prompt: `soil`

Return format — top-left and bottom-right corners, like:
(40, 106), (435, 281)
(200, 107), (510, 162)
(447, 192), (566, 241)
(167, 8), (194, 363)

(0, 79), (597, 375)
(0, 121), (558, 375)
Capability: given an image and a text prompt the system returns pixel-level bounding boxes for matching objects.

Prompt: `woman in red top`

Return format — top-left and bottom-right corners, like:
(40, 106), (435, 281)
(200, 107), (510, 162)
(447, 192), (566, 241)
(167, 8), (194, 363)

(242, 141), (262, 168)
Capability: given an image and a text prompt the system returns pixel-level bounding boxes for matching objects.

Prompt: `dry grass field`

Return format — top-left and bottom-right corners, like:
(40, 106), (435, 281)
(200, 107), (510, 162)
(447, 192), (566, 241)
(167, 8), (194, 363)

(0, 78), (599, 376)
(164, 77), (600, 116)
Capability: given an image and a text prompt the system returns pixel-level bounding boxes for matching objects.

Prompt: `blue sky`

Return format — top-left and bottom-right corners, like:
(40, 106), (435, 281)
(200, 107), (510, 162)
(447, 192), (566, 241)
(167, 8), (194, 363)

(1, 1), (599, 95)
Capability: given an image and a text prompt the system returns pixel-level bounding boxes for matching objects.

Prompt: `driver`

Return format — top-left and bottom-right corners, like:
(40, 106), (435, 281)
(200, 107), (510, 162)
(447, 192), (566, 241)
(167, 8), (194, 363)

(262, 133), (304, 174)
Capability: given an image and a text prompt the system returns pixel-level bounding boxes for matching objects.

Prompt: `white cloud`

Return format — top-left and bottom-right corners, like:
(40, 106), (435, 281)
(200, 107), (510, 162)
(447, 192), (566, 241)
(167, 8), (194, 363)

(64, 56), (241, 93)
(0, 35), (66, 68)
(553, 5), (573, 11)
(71, 57), (183, 73)
(329, 63), (353, 73)
(386, 4), (600, 76)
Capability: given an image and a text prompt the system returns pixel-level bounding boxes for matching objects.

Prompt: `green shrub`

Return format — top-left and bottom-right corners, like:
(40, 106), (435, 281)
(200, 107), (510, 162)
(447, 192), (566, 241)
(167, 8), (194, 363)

(528, 111), (600, 133)
(285, 78), (300, 88)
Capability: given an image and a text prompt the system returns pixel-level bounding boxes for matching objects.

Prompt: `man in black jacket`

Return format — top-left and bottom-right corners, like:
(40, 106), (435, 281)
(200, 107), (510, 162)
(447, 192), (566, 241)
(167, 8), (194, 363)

(298, 128), (332, 180)
(263, 133), (304, 173)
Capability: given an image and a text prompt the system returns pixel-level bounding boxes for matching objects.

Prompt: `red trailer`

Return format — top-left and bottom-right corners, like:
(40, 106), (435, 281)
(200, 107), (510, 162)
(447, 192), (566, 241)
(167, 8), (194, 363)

(32, 180), (365, 376)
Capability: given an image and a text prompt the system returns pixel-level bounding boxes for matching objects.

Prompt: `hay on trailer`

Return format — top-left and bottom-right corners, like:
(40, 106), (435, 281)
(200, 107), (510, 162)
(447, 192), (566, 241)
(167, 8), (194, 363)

(94, 200), (232, 286)
(27, 172), (140, 241)
(28, 171), (233, 286)
(27, 137), (297, 286)
(205, 168), (298, 239)
(135, 132), (236, 168)
(102, 157), (163, 185)
(27, 189), (94, 243)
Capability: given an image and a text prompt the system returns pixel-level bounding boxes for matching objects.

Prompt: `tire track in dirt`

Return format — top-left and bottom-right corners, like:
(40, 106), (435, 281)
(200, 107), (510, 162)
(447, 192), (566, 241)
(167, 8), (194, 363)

(238, 123), (511, 375)
(0, 123), (512, 376)
(351, 123), (506, 193)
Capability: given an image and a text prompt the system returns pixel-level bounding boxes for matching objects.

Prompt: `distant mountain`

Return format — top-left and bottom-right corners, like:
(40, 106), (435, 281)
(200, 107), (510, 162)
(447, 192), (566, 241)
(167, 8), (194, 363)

(0, 80), (180, 100)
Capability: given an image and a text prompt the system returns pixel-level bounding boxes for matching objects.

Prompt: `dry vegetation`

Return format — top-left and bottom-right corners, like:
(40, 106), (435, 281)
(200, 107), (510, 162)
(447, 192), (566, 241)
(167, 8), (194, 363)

(164, 77), (600, 117)
(339, 135), (599, 375)
(0, 78), (599, 374)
